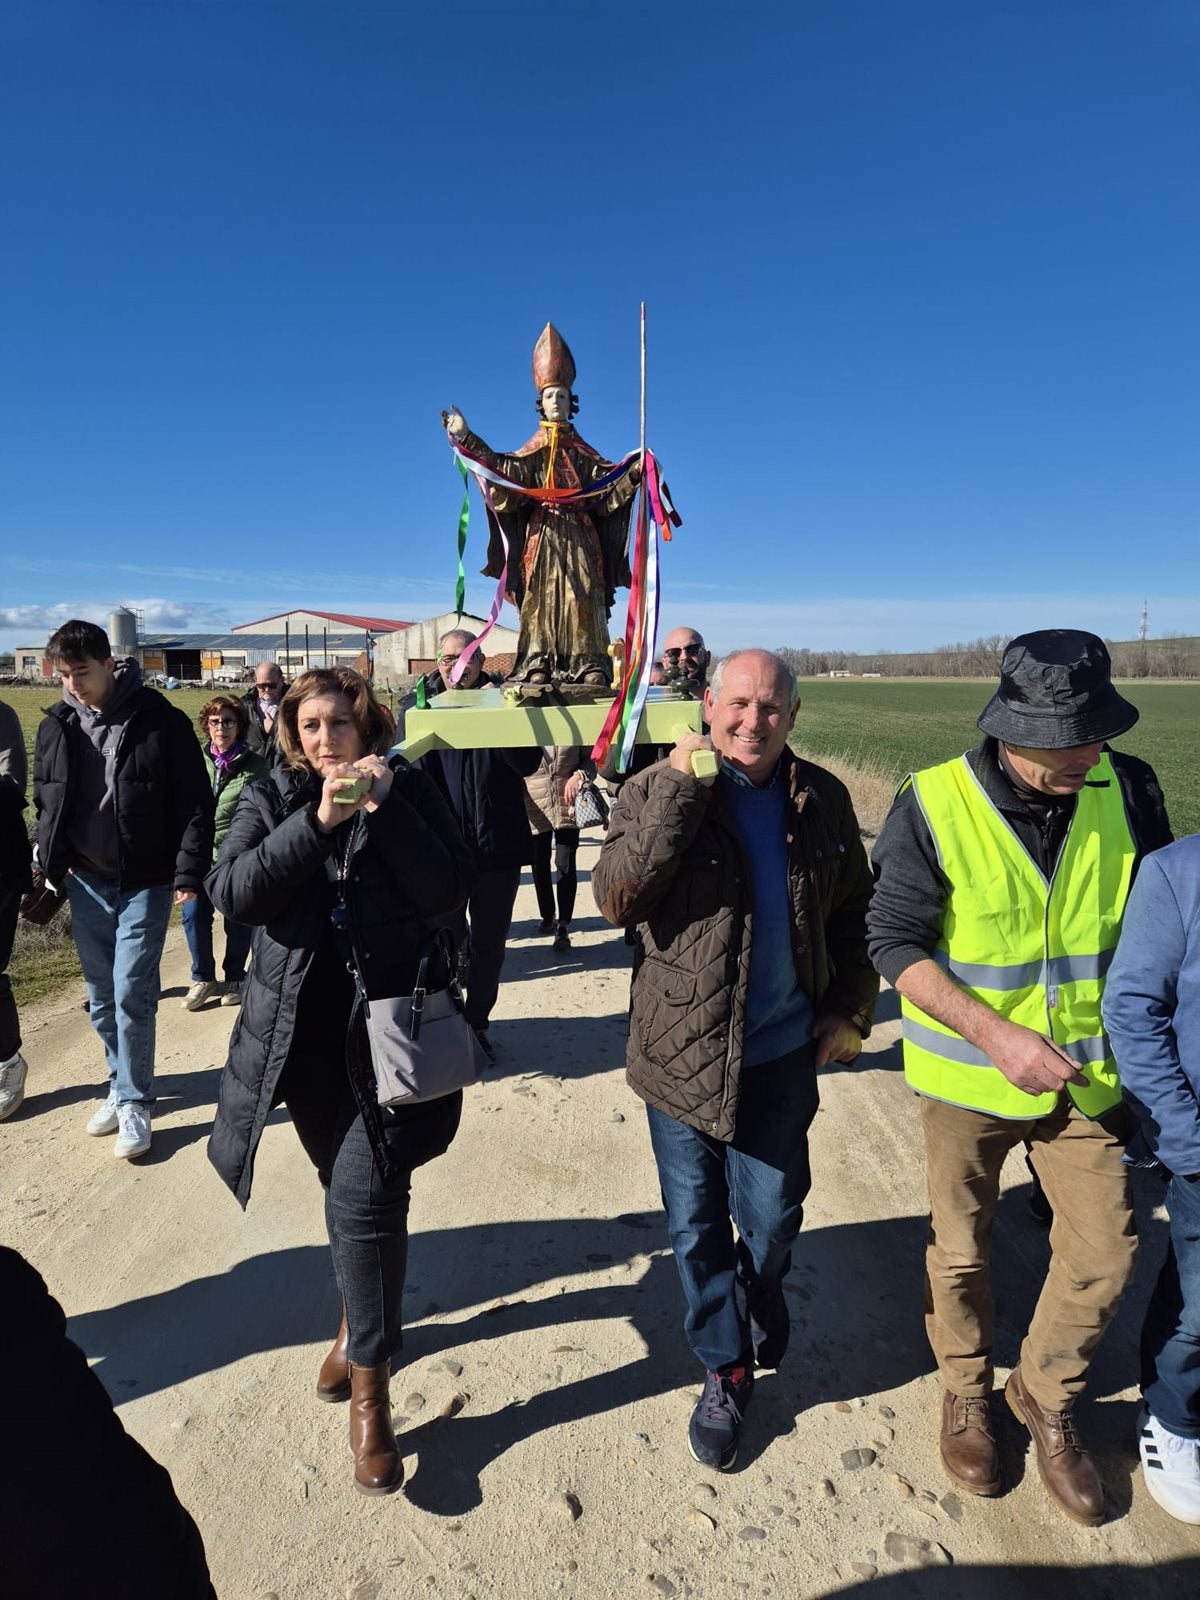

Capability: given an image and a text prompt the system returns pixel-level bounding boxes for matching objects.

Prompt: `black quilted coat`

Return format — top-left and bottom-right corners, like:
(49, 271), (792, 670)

(594, 750), (877, 1141)
(205, 761), (473, 1206)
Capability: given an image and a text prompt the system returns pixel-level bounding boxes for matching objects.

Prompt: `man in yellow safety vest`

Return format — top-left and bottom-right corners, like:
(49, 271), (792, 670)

(869, 630), (1172, 1526)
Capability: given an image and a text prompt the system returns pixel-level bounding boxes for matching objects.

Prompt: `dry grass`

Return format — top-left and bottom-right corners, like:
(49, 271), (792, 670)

(10, 909), (81, 1007)
(794, 745), (898, 839)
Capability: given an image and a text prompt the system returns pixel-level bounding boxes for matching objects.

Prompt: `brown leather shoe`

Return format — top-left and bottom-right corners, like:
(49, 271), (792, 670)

(349, 1362), (404, 1496)
(316, 1311), (351, 1402)
(1005, 1367), (1104, 1526)
(940, 1389), (1001, 1495)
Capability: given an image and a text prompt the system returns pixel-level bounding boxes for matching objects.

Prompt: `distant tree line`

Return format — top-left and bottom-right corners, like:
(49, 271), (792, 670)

(774, 635), (1200, 680)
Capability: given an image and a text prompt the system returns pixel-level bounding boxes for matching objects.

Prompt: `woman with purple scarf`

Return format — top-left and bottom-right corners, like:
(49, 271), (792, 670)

(181, 695), (269, 1011)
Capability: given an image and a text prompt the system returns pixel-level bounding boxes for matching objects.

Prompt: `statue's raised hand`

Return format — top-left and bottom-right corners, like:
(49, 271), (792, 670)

(441, 407), (467, 439)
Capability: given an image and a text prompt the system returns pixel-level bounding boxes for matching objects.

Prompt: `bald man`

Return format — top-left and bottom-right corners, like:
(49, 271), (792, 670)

(596, 649), (876, 1469)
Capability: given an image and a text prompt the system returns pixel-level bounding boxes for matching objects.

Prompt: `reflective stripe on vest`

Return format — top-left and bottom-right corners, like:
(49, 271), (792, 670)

(901, 753), (1135, 1119)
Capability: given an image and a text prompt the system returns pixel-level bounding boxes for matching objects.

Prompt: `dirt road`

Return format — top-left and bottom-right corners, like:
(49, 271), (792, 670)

(5, 839), (1197, 1598)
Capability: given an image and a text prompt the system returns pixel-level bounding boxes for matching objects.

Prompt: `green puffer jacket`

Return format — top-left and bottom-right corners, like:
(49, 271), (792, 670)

(206, 746), (271, 863)
(593, 749), (877, 1141)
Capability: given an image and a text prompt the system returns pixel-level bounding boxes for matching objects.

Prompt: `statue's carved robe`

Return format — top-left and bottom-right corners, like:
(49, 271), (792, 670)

(460, 424), (636, 683)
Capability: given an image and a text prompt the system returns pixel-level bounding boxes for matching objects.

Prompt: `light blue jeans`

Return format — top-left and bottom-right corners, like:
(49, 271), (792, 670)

(66, 872), (173, 1107)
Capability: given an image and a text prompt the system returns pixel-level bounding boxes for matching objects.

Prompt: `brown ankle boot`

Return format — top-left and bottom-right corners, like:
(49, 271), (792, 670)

(349, 1361), (404, 1496)
(1005, 1367), (1104, 1526)
(315, 1311), (350, 1402)
(940, 1389), (1001, 1495)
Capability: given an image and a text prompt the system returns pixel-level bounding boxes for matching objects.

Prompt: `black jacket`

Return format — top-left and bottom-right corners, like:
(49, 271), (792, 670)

(868, 737), (1173, 986)
(241, 686), (287, 764)
(0, 1247), (216, 1600)
(397, 677), (541, 870)
(0, 781), (32, 898)
(33, 690), (213, 892)
(206, 761), (473, 1206)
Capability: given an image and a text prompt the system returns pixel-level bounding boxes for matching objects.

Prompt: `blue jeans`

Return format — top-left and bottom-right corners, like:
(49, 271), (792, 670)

(647, 1046), (819, 1374)
(180, 889), (252, 983)
(1142, 1172), (1200, 1439)
(66, 872), (173, 1107)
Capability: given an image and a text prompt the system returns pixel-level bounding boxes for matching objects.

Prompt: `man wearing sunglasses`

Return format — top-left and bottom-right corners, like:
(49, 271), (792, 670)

(660, 627), (710, 688)
(602, 626), (711, 788)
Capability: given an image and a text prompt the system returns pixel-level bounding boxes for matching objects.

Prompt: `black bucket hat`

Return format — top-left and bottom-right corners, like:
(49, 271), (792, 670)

(977, 630), (1139, 749)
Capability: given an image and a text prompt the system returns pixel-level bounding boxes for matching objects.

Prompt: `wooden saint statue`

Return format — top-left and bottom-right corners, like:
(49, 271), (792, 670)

(443, 324), (640, 687)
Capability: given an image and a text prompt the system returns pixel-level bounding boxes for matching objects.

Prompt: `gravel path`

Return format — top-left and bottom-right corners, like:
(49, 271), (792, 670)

(6, 838), (1197, 1598)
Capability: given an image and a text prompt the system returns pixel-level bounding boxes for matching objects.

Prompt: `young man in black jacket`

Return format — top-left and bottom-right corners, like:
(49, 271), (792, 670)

(34, 621), (212, 1159)
(397, 628), (540, 1057)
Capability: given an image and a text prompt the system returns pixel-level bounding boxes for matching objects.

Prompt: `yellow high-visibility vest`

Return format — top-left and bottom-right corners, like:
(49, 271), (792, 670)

(900, 752), (1135, 1118)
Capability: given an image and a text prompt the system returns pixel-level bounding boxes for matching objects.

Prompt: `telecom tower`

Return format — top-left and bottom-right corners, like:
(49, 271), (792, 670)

(1139, 600), (1148, 645)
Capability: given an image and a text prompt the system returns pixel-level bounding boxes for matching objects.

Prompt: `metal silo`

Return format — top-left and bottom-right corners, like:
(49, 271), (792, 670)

(108, 607), (139, 658)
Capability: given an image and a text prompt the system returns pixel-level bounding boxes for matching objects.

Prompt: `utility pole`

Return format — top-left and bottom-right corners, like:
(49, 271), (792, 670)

(1139, 599), (1149, 644)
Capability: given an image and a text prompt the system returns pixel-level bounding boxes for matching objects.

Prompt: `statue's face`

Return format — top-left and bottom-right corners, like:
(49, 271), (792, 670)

(541, 385), (572, 423)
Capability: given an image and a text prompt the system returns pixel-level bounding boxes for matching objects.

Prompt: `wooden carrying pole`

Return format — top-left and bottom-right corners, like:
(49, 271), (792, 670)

(640, 302), (646, 467)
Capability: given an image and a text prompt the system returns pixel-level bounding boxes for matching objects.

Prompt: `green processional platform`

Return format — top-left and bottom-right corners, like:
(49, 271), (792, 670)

(391, 684), (707, 765)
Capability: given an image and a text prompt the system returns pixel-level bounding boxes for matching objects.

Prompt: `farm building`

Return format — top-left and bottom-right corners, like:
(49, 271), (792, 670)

(13, 607), (413, 682)
(372, 611), (520, 687)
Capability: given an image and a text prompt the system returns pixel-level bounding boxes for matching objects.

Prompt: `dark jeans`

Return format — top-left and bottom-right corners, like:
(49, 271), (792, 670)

(646, 1046), (819, 1374)
(450, 863), (522, 1031)
(1142, 1171), (1200, 1439)
(277, 1048), (461, 1366)
(180, 888), (251, 983)
(530, 828), (580, 926)
(0, 885), (20, 1060)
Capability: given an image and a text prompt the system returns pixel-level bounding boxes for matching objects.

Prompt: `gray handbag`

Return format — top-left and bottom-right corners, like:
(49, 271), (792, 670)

(359, 932), (485, 1107)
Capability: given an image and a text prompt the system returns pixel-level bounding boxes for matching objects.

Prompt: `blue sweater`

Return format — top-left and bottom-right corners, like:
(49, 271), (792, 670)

(720, 770), (814, 1067)
(1103, 835), (1200, 1177)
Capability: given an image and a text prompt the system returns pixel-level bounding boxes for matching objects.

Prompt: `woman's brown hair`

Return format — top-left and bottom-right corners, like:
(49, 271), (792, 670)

(276, 668), (395, 772)
(197, 694), (249, 742)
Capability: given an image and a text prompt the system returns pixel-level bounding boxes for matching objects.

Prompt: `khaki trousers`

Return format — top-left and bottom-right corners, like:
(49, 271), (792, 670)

(921, 1094), (1137, 1413)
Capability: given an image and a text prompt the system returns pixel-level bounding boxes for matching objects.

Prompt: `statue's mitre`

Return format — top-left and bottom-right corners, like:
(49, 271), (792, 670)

(532, 323), (576, 391)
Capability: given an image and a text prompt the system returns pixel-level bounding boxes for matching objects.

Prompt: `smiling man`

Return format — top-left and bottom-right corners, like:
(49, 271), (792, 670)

(594, 649), (877, 1469)
(868, 629), (1172, 1526)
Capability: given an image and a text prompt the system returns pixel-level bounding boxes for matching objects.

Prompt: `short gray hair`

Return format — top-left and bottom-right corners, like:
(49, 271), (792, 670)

(708, 649), (800, 711)
(438, 628), (477, 655)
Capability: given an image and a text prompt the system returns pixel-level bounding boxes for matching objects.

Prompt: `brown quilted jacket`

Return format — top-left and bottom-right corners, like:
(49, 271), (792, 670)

(594, 749), (877, 1141)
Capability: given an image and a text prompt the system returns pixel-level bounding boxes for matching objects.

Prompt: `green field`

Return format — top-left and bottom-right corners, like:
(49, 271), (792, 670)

(788, 678), (1200, 836)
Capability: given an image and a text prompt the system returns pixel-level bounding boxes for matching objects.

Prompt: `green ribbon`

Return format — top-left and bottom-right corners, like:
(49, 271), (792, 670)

(415, 674), (428, 710)
(454, 453), (470, 621)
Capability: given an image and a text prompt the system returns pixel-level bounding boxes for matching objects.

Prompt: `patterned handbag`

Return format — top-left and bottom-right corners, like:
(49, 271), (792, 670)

(573, 781), (610, 830)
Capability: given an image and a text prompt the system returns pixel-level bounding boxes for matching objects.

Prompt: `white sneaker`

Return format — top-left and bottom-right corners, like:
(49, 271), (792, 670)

(113, 1103), (152, 1160)
(182, 980), (219, 1011)
(220, 981), (242, 1007)
(0, 1053), (28, 1120)
(1139, 1405), (1200, 1524)
(86, 1088), (120, 1136)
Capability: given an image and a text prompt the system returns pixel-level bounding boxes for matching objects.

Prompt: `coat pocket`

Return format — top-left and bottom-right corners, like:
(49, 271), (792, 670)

(636, 958), (699, 1062)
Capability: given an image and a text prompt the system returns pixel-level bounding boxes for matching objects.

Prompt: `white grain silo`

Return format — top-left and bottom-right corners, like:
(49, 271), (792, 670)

(108, 607), (139, 658)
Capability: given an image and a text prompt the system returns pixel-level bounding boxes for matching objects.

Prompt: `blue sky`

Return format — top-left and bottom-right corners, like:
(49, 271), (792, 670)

(2, 0), (1197, 656)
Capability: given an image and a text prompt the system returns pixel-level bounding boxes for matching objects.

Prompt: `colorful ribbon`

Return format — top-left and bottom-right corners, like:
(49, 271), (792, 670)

(448, 473), (510, 686)
(452, 454), (470, 620)
(591, 448), (675, 773)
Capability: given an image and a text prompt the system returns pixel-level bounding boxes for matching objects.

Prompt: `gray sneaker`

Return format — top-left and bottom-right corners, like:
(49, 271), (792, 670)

(182, 980), (219, 1012)
(86, 1088), (120, 1136)
(220, 981), (243, 1007)
(0, 1053), (28, 1120)
(113, 1103), (152, 1160)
